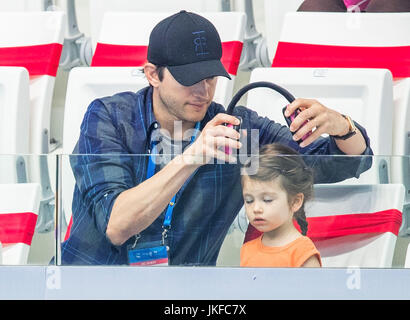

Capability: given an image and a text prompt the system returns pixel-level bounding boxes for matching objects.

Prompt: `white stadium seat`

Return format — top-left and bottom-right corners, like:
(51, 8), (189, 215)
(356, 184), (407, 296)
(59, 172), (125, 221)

(263, 0), (304, 61)
(305, 184), (404, 268)
(0, 0), (46, 11)
(0, 67), (30, 184)
(247, 67), (393, 184)
(63, 67), (150, 155)
(392, 78), (410, 203)
(88, 0), (223, 49)
(0, 12), (66, 155)
(0, 183), (41, 265)
(0, 12), (66, 232)
(270, 10), (410, 209)
(272, 12), (410, 79)
(90, 11), (246, 107)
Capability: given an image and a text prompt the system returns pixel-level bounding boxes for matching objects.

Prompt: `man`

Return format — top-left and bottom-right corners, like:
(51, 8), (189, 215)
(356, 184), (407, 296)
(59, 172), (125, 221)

(61, 10), (372, 265)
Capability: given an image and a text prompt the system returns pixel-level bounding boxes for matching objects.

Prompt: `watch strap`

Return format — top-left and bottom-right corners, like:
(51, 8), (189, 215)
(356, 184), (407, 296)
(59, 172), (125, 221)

(332, 114), (357, 140)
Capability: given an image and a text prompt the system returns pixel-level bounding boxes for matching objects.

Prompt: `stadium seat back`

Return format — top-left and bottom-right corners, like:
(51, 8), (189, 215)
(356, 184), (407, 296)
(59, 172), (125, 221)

(0, 67), (30, 184)
(247, 67), (393, 183)
(263, 0), (305, 61)
(271, 11), (410, 197)
(0, 0), (46, 11)
(0, 12), (66, 154)
(272, 12), (410, 79)
(306, 184), (404, 268)
(88, 0), (223, 48)
(391, 79), (410, 202)
(0, 183), (41, 265)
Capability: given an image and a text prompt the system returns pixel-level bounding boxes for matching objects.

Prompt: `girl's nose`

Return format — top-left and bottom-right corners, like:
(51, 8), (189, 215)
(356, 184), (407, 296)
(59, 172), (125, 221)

(253, 202), (263, 213)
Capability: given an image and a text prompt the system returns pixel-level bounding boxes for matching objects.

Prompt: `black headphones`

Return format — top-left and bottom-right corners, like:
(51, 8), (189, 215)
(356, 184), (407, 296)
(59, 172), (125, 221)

(225, 81), (308, 145)
(226, 81), (296, 115)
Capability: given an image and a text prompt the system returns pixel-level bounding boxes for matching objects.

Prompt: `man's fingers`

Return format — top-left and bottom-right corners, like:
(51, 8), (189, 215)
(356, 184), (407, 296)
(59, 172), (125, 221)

(208, 113), (241, 127)
(214, 136), (242, 149)
(206, 125), (240, 140)
(284, 98), (316, 117)
(289, 103), (320, 132)
(298, 126), (325, 148)
(292, 117), (318, 142)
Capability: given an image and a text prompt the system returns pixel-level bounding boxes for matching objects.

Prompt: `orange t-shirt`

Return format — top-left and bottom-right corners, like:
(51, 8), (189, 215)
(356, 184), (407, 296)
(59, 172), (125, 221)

(240, 235), (322, 267)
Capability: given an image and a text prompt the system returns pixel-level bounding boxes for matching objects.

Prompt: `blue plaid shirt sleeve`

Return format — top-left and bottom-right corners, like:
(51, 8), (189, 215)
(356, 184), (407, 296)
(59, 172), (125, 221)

(70, 98), (138, 236)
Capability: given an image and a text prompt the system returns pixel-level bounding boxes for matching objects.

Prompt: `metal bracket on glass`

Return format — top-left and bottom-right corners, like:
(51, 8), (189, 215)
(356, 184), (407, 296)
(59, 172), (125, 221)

(35, 132), (55, 233)
(378, 159), (389, 184)
(404, 132), (410, 203)
(238, 0), (271, 71)
(399, 203), (410, 237)
(42, 0), (53, 11)
(15, 156), (27, 184)
(221, 0), (231, 11)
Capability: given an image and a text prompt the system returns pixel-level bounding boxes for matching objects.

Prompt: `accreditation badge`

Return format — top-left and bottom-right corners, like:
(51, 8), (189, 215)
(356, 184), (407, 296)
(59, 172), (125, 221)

(127, 240), (169, 266)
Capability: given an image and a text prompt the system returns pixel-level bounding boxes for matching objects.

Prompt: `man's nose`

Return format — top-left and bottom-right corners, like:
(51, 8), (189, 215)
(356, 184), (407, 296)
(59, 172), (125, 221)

(192, 79), (210, 98)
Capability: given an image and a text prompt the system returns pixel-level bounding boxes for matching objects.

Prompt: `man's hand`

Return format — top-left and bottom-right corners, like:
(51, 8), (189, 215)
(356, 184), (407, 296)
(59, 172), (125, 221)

(182, 113), (242, 165)
(284, 98), (350, 148)
(284, 98), (366, 154)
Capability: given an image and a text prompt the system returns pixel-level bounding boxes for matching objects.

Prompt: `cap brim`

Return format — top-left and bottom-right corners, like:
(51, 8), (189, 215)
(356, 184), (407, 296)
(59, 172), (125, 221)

(167, 60), (231, 87)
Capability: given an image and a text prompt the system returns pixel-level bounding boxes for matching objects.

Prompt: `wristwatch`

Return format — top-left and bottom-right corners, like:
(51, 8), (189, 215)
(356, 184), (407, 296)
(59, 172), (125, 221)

(332, 114), (357, 140)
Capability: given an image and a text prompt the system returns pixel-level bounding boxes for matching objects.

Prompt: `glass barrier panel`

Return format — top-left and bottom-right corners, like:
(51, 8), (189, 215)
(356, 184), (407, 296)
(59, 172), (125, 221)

(58, 153), (410, 269)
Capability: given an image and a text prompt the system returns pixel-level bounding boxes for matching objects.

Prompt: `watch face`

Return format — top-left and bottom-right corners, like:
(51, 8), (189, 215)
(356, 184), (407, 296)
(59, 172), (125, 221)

(345, 115), (356, 132)
(333, 115), (357, 140)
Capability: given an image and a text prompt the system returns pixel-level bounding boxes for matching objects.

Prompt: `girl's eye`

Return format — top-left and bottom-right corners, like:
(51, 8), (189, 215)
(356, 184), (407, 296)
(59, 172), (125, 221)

(264, 199), (273, 203)
(245, 199), (254, 204)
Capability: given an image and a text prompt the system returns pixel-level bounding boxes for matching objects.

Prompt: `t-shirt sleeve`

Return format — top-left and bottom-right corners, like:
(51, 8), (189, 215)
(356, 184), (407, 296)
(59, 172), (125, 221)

(293, 238), (322, 267)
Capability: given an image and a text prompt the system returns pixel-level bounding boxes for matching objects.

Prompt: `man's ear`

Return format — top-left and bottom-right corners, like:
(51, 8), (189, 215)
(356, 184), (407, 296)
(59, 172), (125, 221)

(144, 63), (161, 87)
(291, 193), (304, 213)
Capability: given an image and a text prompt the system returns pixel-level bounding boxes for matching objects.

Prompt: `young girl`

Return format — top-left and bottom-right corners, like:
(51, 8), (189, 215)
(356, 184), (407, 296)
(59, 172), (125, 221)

(240, 143), (321, 268)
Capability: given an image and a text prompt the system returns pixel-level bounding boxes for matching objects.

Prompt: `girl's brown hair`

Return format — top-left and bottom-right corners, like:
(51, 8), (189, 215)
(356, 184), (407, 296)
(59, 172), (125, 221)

(242, 143), (314, 235)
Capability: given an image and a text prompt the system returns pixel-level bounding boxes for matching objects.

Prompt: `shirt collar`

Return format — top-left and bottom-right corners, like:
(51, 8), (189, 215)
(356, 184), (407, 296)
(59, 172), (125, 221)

(145, 86), (160, 132)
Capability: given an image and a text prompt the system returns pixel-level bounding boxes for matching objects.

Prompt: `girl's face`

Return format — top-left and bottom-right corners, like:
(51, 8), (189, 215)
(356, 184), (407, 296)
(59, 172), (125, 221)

(242, 176), (302, 233)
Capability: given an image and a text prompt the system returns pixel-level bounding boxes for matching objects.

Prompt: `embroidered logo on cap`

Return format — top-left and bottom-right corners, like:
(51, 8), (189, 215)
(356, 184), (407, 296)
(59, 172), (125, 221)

(192, 31), (209, 56)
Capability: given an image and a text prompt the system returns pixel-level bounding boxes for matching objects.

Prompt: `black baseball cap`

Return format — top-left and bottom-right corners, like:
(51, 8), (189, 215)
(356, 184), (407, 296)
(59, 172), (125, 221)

(147, 10), (231, 86)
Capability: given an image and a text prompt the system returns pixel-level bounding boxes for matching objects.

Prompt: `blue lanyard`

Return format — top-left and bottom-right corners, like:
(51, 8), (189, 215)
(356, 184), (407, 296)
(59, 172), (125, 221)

(146, 121), (200, 230)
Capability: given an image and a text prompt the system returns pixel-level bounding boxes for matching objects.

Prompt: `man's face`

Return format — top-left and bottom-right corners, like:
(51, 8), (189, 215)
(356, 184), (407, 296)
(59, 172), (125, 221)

(156, 68), (218, 123)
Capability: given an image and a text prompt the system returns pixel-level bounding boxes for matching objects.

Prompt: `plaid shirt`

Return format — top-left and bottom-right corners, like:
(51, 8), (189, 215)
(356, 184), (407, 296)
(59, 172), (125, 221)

(61, 86), (373, 265)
